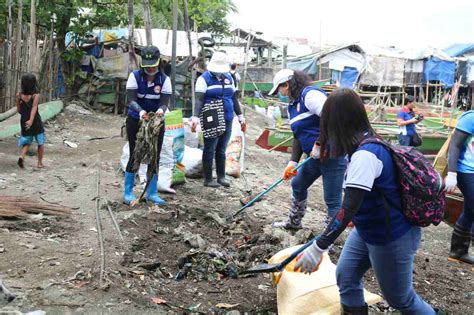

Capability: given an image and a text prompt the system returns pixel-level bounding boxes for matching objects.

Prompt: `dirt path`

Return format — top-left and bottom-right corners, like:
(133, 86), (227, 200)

(0, 104), (472, 314)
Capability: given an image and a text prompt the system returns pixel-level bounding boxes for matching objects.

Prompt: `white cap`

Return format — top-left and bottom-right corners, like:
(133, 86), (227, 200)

(207, 51), (231, 73)
(269, 69), (294, 95)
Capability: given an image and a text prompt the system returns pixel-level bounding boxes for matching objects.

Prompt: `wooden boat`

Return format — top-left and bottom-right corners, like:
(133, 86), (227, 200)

(256, 126), (448, 156)
(443, 193), (464, 227)
(0, 100), (64, 139)
(241, 79), (329, 93)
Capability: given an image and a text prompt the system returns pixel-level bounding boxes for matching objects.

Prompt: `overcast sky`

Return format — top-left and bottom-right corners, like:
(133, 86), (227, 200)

(228, 0), (474, 49)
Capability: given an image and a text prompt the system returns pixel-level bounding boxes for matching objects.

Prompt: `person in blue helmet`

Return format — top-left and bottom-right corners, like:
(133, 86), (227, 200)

(190, 51), (246, 187)
(123, 45), (171, 205)
(269, 69), (347, 229)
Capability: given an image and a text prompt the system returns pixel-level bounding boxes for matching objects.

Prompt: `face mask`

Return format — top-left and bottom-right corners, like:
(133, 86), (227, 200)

(210, 71), (224, 79)
(144, 67), (158, 76)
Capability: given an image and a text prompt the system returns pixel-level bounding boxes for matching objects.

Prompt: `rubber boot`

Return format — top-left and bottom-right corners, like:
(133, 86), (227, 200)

(203, 160), (219, 188)
(216, 156), (230, 187)
(146, 174), (166, 205)
(272, 198), (307, 230)
(340, 303), (368, 315)
(448, 224), (474, 265)
(123, 172), (137, 205)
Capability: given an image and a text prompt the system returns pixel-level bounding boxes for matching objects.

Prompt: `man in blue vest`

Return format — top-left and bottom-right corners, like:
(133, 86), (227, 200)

(396, 95), (423, 146)
(123, 45), (172, 205)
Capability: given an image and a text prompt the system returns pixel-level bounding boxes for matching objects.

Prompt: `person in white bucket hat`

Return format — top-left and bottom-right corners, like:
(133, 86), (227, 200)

(269, 69), (347, 230)
(190, 51), (246, 188)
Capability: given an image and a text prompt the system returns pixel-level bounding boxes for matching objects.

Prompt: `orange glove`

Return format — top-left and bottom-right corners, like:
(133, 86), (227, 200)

(283, 161), (298, 180)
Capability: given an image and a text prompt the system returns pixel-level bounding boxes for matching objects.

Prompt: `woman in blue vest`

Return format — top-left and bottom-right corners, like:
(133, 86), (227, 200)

(444, 110), (474, 265)
(124, 45), (171, 205)
(190, 52), (246, 187)
(294, 88), (438, 314)
(269, 69), (347, 229)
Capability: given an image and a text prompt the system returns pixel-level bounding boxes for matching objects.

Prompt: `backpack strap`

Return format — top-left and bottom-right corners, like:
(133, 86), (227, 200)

(358, 136), (393, 239)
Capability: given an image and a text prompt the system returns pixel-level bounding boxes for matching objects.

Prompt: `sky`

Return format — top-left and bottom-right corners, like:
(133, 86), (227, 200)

(228, 0), (474, 50)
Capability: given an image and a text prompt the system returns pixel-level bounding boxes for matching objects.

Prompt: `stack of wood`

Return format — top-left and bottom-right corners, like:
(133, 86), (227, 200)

(0, 196), (73, 219)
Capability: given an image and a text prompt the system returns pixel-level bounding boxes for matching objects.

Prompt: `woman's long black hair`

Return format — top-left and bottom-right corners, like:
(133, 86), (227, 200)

(21, 73), (38, 95)
(319, 88), (377, 158)
(287, 70), (312, 101)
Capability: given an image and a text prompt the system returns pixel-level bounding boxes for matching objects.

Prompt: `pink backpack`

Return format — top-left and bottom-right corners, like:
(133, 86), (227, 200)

(360, 137), (446, 227)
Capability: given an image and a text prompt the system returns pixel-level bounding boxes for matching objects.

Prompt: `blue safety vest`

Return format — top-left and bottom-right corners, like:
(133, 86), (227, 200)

(127, 70), (168, 119)
(288, 86), (327, 154)
(201, 71), (235, 122)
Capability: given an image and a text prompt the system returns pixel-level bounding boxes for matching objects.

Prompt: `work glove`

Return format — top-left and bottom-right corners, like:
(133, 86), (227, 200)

(139, 110), (149, 121)
(190, 116), (200, 133)
(294, 240), (326, 274)
(283, 161), (298, 181)
(156, 108), (164, 117)
(238, 114), (247, 132)
(310, 143), (321, 159)
(444, 172), (457, 193)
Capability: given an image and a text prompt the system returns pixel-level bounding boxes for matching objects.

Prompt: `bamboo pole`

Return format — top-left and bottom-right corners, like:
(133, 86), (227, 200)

(241, 32), (253, 101)
(143, 0), (152, 46)
(28, 0), (36, 71)
(128, 0), (138, 69)
(3, 0), (13, 112)
(13, 0), (23, 100)
(183, 0), (196, 117)
(171, 0), (178, 108)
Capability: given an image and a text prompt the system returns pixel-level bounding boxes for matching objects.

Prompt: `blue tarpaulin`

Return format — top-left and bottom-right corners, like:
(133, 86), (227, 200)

(287, 57), (318, 76)
(340, 67), (359, 89)
(423, 57), (456, 88)
(444, 43), (474, 57)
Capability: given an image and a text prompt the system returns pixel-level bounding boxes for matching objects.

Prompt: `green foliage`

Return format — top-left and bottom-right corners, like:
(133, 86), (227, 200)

(188, 0), (237, 34)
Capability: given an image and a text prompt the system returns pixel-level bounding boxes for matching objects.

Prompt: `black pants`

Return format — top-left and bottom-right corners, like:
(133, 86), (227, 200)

(126, 116), (165, 174)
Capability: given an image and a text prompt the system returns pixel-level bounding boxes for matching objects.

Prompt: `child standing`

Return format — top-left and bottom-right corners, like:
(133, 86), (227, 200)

(16, 73), (45, 168)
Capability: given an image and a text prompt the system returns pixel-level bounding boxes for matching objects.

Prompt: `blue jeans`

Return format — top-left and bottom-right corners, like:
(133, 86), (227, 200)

(457, 172), (474, 234)
(202, 120), (233, 166)
(336, 227), (435, 314)
(291, 157), (347, 218)
(398, 134), (412, 146)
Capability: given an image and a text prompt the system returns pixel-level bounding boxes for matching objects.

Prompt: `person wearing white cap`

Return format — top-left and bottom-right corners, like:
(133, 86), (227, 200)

(190, 51), (246, 187)
(269, 69), (347, 229)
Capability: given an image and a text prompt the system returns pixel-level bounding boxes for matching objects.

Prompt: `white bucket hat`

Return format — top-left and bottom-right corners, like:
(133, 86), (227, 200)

(207, 51), (231, 73)
(269, 69), (294, 95)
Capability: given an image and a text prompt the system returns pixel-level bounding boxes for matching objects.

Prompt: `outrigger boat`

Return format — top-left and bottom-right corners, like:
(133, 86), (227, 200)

(255, 126), (448, 155)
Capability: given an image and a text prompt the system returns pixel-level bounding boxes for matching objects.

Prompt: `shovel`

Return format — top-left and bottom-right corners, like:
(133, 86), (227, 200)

(228, 157), (312, 221)
(241, 236), (318, 274)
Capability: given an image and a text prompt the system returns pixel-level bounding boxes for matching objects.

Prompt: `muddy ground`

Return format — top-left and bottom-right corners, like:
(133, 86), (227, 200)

(0, 103), (472, 314)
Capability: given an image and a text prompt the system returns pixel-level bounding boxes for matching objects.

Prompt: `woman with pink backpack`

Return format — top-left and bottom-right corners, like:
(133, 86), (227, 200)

(294, 88), (442, 314)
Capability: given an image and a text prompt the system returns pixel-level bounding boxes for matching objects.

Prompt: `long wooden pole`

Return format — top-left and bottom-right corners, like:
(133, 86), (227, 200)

(13, 0), (23, 99)
(128, 0), (137, 69)
(183, 0), (196, 117)
(143, 0), (152, 46)
(241, 32), (253, 101)
(171, 0), (178, 108)
(3, 0), (13, 112)
(28, 0), (36, 71)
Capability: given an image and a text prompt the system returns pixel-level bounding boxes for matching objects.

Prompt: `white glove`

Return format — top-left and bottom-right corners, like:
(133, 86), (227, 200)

(156, 108), (164, 116)
(238, 114), (246, 124)
(294, 241), (326, 274)
(444, 172), (457, 193)
(310, 143), (321, 159)
(139, 110), (147, 119)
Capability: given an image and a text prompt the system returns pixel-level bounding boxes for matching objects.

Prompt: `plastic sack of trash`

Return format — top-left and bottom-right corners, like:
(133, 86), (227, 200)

(182, 145), (203, 178)
(225, 117), (245, 178)
(268, 245), (382, 315)
(120, 143), (148, 185)
(158, 110), (186, 193)
(183, 117), (201, 149)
